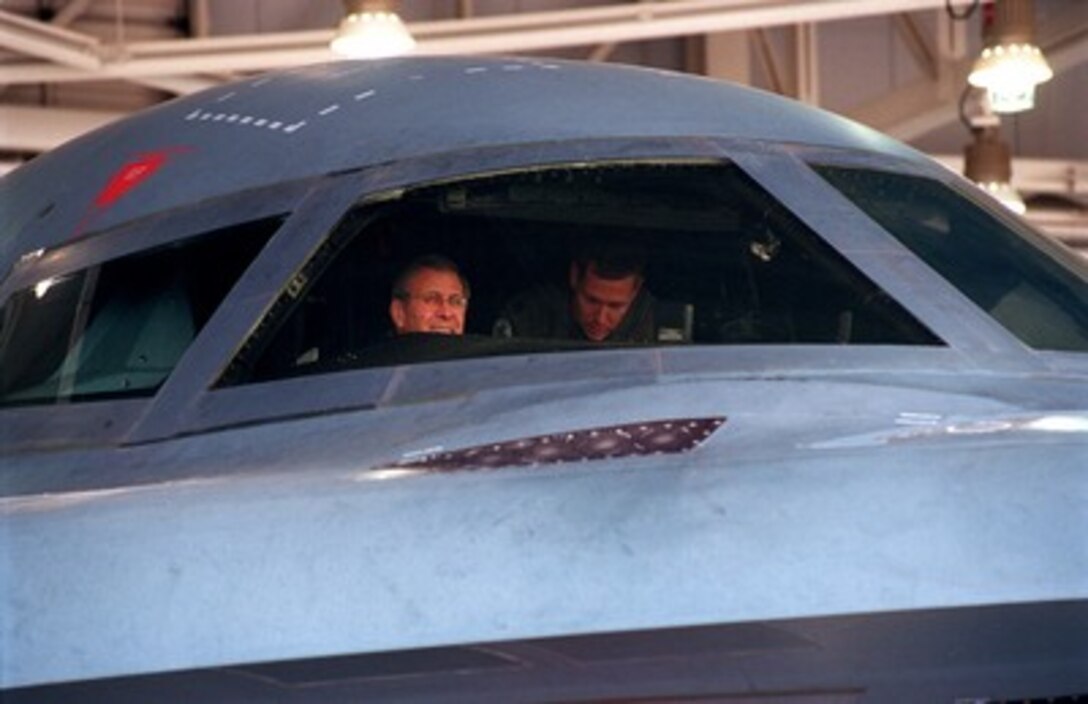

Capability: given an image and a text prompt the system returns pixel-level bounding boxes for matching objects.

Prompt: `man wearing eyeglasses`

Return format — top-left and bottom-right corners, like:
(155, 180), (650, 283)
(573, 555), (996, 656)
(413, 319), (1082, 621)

(389, 254), (470, 335)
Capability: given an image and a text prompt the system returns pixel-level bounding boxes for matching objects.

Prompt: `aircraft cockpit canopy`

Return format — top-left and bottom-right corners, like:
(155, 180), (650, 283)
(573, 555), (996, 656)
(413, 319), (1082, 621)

(222, 161), (947, 385)
(223, 159), (1088, 387)
(2, 157), (1087, 411)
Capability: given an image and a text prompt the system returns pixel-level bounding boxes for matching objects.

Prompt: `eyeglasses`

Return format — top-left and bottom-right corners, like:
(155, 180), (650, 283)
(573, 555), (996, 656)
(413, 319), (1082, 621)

(403, 291), (469, 309)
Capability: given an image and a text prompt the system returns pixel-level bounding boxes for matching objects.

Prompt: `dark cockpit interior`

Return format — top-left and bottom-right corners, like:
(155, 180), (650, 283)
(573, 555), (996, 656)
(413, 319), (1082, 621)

(226, 161), (941, 385)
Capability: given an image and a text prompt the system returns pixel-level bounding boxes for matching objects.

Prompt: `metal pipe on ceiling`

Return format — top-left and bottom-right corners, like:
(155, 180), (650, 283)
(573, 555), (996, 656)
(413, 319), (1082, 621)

(0, 0), (960, 84)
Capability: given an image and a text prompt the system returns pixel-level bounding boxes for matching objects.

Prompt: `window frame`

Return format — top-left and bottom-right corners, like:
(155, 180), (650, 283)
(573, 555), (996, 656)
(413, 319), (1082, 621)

(0, 179), (310, 452)
(0, 179), (307, 302)
(5, 136), (1071, 451)
(806, 158), (1088, 353)
(128, 138), (1060, 443)
(734, 148), (1045, 367)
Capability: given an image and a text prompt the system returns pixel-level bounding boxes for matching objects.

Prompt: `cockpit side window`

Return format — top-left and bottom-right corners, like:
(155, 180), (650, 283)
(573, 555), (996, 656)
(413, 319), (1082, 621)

(0, 217), (278, 407)
(221, 163), (942, 386)
(814, 166), (1088, 352)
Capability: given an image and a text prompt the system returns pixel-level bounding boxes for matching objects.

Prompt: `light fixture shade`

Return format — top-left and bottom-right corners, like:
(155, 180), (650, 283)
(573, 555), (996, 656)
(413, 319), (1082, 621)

(330, 10), (416, 59)
(978, 181), (1027, 214)
(967, 0), (1053, 114)
(964, 127), (1026, 214)
(968, 43), (1052, 112)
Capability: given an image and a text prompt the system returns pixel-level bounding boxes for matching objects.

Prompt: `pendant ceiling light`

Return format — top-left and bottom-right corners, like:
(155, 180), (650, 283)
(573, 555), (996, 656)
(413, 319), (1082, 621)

(967, 0), (1053, 114)
(330, 0), (416, 60)
(964, 126), (1026, 214)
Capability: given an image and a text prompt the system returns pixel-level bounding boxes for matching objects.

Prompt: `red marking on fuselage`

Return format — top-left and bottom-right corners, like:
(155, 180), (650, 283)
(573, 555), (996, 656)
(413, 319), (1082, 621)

(94, 147), (192, 208)
(72, 146), (192, 239)
(95, 153), (168, 207)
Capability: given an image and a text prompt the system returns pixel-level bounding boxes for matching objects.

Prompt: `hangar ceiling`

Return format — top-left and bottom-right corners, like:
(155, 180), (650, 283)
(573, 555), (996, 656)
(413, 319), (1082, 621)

(1, 0), (1086, 252)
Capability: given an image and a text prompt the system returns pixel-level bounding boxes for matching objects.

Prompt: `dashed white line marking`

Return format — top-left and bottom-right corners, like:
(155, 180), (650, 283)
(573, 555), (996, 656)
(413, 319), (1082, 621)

(318, 104), (340, 116)
(465, 67), (487, 74)
(354, 90), (376, 101)
(187, 109), (302, 134)
(215, 91), (236, 103)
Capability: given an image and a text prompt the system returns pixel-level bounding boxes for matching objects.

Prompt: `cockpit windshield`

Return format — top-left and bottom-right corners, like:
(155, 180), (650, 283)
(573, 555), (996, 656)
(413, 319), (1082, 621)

(221, 162), (942, 386)
(815, 166), (1088, 352)
(0, 217), (277, 407)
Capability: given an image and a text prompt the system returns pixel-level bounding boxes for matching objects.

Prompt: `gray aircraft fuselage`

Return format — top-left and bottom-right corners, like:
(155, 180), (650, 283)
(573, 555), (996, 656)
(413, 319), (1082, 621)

(2, 56), (1087, 703)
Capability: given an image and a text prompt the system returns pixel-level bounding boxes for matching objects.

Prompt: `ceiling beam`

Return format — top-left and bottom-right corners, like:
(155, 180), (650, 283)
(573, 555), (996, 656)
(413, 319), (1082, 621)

(893, 13), (938, 81)
(0, 0), (957, 86)
(0, 8), (100, 70)
(0, 105), (122, 153)
(51, 0), (97, 28)
(848, 16), (1088, 141)
(0, 0), (1081, 156)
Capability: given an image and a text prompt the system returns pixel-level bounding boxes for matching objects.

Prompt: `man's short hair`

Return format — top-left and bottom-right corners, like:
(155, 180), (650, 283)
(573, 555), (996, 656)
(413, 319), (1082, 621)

(573, 240), (647, 282)
(391, 254), (471, 300)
